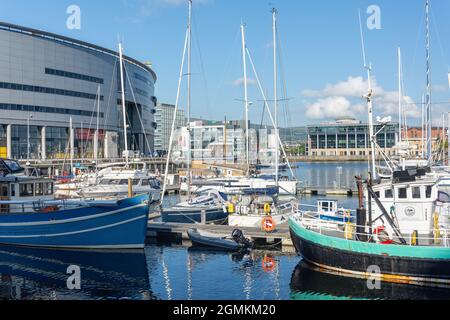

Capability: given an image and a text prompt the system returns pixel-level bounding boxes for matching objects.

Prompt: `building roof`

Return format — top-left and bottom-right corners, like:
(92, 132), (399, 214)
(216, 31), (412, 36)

(0, 21), (157, 82)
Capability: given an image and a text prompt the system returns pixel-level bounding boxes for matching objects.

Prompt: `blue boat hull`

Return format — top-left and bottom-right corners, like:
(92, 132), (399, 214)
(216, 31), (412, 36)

(0, 194), (153, 249)
(0, 246), (152, 300)
(162, 207), (228, 224)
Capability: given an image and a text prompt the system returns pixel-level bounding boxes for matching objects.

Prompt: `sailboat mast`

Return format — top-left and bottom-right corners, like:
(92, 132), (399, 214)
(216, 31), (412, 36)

(398, 47), (402, 143)
(425, 0), (432, 164)
(69, 116), (74, 175)
(94, 84), (100, 168)
(118, 42), (129, 166)
(241, 23), (250, 171)
(186, 0), (192, 199)
(272, 8), (279, 185)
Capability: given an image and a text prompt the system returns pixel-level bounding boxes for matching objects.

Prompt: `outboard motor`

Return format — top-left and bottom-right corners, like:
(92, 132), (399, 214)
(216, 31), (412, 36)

(232, 229), (253, 248)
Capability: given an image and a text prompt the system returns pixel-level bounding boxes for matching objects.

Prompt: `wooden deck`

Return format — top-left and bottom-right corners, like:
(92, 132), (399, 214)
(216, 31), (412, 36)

(147, 221), (294, 252)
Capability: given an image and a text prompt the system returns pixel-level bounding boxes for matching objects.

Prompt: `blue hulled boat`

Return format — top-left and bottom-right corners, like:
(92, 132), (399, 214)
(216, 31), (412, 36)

(0, 194), (154, 249)
(0, 159), (156, 249)
(161, 190), (228, 224)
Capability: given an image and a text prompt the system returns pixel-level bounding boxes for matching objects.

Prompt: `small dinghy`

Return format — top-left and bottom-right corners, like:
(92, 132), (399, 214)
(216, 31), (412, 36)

(187, 228), (252, 251)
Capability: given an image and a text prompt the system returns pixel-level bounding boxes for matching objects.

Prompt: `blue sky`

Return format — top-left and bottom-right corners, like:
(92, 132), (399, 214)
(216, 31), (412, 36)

(1, 0), (450, 127)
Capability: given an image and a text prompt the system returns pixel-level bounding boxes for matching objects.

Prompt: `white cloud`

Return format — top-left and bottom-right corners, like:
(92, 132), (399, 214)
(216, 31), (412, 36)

(302, 75), (421, 121)
(233, 77), (257, 86)
(305, 97), (365, 119)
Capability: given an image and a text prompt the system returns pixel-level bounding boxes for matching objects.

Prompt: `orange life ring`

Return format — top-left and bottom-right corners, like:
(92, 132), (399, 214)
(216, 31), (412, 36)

(262, 255), (276, 273)
(262, 216), (276, 233)
(40, 206), (59, 213)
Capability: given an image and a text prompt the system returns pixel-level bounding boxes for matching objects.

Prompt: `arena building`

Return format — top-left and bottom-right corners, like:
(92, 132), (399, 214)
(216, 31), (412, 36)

(0, 21), (157, 160)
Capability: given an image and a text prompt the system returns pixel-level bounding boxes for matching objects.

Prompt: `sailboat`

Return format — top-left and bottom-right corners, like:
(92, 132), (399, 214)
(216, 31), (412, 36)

(160, 0), (229, 225)
(77, 43), (161, 201)
(227, 9), (298, 228)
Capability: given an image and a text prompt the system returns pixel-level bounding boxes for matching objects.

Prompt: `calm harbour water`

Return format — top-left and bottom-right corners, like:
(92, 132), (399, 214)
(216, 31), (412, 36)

(1, 162), (450, 300)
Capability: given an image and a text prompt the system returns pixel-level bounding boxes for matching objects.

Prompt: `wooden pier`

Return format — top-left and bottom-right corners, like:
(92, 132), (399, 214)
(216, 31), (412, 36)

(300, 187), (357, 197)
(146, 221), (294, 252)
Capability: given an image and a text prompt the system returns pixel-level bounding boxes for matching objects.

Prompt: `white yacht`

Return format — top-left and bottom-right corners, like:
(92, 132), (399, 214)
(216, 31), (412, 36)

(77, 164), (161, 200)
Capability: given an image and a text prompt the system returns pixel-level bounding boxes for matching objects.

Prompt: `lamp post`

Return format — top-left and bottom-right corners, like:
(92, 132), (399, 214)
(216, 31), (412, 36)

(27, 114), (33, 160)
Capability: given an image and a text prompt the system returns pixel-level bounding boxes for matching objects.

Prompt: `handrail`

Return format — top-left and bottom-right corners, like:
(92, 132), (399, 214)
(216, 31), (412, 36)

(291, 214), (450, 247)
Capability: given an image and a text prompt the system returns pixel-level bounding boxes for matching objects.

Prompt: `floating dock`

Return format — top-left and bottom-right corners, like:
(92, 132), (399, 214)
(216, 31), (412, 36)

(300, 188), (357, 197)
(146, 221), (294, 252)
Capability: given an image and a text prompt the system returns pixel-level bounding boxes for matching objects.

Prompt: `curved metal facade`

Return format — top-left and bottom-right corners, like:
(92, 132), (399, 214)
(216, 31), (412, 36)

(0, 22), (157, 160)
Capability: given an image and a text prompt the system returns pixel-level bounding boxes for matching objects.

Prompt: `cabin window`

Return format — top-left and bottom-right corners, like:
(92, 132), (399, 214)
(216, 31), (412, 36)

(141, 179), (149, 186)
(132, 179), (140, 186)
(412, 187), (421, 199)
(426, 186), (432, 199)
(398, 188), (407, 199)
(119, 179), (128, 185)
(10, 184), (15, 197)
(374, 191), (380, 198)
(385, 189), (393, 199)
(19, 184), (34, 197)
(35, 183), (44, 196)
(44, 183), (53, 195)
(0, 185), (8, 197)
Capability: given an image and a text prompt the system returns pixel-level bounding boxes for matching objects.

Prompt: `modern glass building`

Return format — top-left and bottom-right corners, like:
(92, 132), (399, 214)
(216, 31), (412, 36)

(0, 21), (157, 160)
(172, 120), (277, 165)
(154, 103), (186, 155)
(307, 118), (399, 158)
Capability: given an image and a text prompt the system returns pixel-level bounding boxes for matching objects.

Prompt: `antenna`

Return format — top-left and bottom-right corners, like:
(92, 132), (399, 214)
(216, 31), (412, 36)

(358, 9), (377, 179)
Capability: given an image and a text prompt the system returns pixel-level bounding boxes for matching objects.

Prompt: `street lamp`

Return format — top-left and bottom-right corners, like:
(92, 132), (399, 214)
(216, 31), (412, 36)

(27, 114), (33, 160)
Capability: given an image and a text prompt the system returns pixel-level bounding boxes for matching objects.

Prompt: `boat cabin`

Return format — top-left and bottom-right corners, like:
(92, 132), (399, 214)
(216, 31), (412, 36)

(317, 199), (339, 216)
(0, 159), (55, 213)
(368, 178), (450, 242)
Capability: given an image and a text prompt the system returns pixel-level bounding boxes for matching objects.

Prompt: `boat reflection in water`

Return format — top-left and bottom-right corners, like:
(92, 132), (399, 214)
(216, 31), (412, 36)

(290, 261), (450, 300)
(0, 246), (154, 300)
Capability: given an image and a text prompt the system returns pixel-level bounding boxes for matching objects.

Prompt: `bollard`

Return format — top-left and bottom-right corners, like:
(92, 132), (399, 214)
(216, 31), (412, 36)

(128, 178), (133, 198)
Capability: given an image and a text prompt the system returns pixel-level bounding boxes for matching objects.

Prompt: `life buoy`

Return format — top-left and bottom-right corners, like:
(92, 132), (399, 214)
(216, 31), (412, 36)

(262, 216), (276, 233)
(40, 206), (59, 213)
(261, 255), (276, 273)
(374, 226), (393, 245)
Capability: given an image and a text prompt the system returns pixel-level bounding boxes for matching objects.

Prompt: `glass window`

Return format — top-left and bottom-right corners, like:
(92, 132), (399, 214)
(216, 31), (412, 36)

(132, 179), (140, 186)
(35, 183), (44, 196)
(385, 189), (393, 199)
(398, 188), (407, 199)
(412, 187), (421, 199)
(426, 186), (432, 198)
(19, 184), (34, 197)
(44, 182), (53, 195)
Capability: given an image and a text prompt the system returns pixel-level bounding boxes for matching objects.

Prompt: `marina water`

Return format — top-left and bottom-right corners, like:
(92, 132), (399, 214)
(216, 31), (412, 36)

(1, 162), (449, 300)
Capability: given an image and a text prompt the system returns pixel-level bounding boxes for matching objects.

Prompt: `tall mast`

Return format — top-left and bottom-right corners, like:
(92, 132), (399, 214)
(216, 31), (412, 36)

(94, 84), (100, 169)
(447, 112), (450, 166)
(398, 47), (402, 143)
(359, 10), (377, 179)
(69, 116), (74, 175)
(118, 42), (129, 166)
(272, 8), (279, 185)
(241, 23), (250, 172)
(186, 0), (192, 199)
(425, 0), (432, 164)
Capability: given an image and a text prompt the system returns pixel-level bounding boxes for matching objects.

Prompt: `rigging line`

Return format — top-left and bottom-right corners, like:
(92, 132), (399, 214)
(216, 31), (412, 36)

(102, 58), (118, 135)
(246, 46), (295, 178)
(191, 9), (212, 120)
(412, 6), (426, 77)
(430, 7), (449, 74)
(212, 26), (240, 114)
(123, 63), (153, 154)
(276, 26), (294, 146)
(161, 28), (189, 204)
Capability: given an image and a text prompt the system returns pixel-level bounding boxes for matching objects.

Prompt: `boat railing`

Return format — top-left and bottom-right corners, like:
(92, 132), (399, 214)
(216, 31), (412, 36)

(291, 214), (450, 248)
(0, 199), (119, 214)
